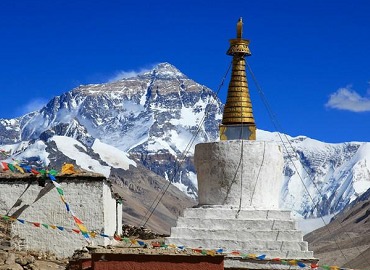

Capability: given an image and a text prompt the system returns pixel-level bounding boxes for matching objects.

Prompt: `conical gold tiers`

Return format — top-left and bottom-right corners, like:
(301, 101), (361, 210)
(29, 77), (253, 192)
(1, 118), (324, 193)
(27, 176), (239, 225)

(222, 57), (255, 125)
(220, 18), (256, 141)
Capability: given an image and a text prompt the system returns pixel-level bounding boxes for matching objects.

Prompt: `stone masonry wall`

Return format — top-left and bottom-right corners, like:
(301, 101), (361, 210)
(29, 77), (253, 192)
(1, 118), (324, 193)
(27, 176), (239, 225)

(0, 177), (117, 258)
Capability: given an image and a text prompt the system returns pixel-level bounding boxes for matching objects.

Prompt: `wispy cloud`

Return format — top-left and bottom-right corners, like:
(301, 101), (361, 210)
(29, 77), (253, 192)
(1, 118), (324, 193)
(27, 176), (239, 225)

(107, 64), (157, 83)
(15, 98), (48, 116)
(325, 85), (370, 112)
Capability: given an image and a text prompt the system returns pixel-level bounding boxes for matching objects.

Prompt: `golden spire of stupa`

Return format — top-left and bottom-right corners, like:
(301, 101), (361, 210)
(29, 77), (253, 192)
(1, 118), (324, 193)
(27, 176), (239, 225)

(220, 18), (256, 140)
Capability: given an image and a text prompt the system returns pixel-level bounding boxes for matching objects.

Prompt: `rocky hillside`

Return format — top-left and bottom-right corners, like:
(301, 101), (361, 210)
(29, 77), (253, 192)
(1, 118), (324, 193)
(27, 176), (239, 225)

(305, 188), (370, 269)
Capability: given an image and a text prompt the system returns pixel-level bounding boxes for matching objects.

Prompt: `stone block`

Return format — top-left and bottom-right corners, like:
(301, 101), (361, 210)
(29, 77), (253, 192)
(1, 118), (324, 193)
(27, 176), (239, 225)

(175, 217), (296, 231)
(183, 208), (292, 220)
(170, 228), (303, 242)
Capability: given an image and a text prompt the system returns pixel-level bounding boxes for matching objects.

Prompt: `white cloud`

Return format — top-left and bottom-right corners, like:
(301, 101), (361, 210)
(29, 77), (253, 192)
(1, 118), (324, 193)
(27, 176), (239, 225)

(15, 98), (48, 116)
(325, 86), (370, 112)
(107, 64), (157, 82)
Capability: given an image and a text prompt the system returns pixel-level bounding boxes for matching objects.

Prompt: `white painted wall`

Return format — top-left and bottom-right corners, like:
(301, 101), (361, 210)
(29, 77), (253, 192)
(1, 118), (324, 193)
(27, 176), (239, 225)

(0, 176), (119, 258)
(102, 181), (122, 245)
(195, 140), (284, 209)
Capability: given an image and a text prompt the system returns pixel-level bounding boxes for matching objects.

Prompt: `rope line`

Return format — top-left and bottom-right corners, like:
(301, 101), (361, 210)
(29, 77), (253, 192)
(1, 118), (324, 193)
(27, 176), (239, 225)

(246, 60), (370, 266)
(136, 61), (233, 231)
(6, 178), (33, 215)
(250, 141), (266, 206)
(237, 128), (244, 217)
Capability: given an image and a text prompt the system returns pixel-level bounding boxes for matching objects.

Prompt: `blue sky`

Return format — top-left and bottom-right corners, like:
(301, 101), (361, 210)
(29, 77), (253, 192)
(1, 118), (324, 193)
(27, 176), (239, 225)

(0, 0), (369, 143)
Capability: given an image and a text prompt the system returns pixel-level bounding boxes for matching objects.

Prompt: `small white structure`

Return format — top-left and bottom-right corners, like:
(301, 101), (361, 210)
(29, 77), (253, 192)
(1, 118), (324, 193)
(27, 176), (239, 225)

(167, 141), (314, 269)
(0, 172), (122, 258)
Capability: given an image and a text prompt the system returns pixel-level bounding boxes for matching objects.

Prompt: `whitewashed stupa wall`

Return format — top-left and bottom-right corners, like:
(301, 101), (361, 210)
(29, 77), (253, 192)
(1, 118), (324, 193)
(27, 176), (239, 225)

(195, 140), (284, 209)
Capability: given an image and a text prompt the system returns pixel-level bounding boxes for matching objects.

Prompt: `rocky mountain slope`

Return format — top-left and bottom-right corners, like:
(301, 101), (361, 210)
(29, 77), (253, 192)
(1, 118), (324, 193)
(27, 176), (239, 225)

(0, 63), (222, 199)
(0, 62), (370, 228)
(305, 188), (370, 269)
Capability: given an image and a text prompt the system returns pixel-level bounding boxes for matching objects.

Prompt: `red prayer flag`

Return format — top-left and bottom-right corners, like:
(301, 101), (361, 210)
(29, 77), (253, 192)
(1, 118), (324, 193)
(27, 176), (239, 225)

(31, 169), (40, 175)
(33, 222), (41, 227)
(73, 216), (83, 224)
(1, 162), (9, 171)
(114, 234), (122, 241)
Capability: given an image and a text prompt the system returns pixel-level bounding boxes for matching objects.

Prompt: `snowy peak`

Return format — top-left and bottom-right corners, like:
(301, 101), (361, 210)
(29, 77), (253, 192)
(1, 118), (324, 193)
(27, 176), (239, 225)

(1, 62), (370, 223)
(140, 62), (188, 80)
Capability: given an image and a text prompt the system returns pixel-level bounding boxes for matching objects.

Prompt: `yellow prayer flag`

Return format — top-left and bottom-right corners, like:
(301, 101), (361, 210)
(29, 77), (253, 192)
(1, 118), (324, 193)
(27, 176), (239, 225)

(77, 224), (88, 233)
(14, 164), (24, 173)
(207, 250), (216, 256)
(61, 163), (77, 175)
(130, 239), (138, 245)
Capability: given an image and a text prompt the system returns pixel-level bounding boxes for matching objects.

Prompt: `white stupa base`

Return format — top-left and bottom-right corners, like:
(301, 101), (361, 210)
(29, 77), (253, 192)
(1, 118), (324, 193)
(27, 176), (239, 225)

(166, 140), (316, 269)
(166, 206), (315, 269)
(195, 141), (284, 209)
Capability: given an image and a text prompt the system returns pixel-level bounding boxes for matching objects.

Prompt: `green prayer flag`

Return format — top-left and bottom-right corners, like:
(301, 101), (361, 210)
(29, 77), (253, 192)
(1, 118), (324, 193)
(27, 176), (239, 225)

(56, 187), (64, 195)
(7, 163), (15, 172)
(49, 169), (59, 176)
(42, 224), (49, 229)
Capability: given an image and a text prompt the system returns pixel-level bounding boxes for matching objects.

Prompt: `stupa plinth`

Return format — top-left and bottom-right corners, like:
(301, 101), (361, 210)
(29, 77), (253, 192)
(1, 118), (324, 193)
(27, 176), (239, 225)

(166, 18), (315, 269)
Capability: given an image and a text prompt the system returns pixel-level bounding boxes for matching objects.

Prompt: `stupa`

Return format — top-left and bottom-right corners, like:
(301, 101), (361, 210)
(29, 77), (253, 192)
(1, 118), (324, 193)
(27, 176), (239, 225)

(166, 18), (316, 269)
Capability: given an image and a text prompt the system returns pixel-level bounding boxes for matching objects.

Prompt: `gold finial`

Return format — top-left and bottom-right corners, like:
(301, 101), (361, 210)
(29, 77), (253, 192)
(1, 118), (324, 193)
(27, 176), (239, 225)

(237, 17), (243, 38)
(220, 18), (256, 141)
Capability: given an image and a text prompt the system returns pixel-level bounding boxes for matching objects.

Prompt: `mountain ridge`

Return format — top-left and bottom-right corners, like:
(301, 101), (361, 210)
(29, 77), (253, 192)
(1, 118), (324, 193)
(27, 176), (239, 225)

(1, 62), (370, 225)
(305, 184), (370, 269)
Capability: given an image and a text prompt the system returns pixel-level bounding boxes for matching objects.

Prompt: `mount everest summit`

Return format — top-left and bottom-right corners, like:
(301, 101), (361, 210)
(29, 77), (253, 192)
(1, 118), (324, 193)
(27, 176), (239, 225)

(1, 62), (370, 224)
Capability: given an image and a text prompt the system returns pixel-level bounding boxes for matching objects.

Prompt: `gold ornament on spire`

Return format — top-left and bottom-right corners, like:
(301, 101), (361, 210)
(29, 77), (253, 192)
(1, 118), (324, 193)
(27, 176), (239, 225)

(237, 17), (243, 38)
(220, 18), (256, 140)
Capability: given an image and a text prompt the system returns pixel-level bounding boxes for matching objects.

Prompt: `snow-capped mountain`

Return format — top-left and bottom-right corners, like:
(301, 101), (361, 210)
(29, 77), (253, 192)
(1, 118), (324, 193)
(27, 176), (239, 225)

(258, 130), (370, 218)
(0, 63), (222, 197)
(1, 62), (370, 221)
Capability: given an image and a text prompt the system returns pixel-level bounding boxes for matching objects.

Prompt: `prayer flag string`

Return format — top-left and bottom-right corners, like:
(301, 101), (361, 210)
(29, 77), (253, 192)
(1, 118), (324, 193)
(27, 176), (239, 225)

(0, 156), (360, 270)
(0, 213), (358, 270)
(0, 160), (90, 243)
(39, 170), (90, 242)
